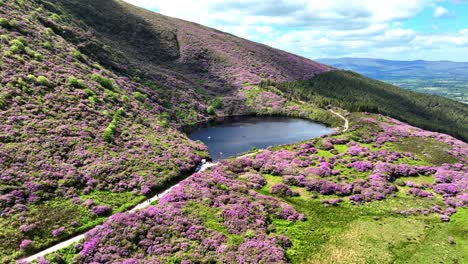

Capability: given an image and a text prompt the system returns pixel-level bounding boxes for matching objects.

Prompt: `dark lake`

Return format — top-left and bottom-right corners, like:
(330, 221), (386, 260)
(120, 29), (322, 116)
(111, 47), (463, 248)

(188, 116), (334, 160)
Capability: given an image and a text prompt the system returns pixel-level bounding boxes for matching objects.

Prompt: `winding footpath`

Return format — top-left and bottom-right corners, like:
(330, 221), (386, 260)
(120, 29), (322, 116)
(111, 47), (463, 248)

(21, 162), (218, 263)
(329, 109), (349, 132)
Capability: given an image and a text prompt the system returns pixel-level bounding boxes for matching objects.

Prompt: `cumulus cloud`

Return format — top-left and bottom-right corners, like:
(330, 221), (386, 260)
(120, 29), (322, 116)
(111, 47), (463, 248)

(433, 6), (450, 18)
(122, 0), (468, 61)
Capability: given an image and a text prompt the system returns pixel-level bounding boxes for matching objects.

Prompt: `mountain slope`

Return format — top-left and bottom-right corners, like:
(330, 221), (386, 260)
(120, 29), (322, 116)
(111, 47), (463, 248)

(46, 0), (333, 91)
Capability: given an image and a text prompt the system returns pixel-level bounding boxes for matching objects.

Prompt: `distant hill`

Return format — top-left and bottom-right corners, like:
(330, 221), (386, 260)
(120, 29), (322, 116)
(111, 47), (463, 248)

(316, 58), (468, 80)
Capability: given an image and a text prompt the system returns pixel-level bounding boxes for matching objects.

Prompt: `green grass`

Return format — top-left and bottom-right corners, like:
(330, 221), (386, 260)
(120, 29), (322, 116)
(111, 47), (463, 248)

(385, 137), (460, 165)
(272, 196), (467, 264)
(79, 190), (145, 213)
(183, 202), (244, 246)
(256, 162), (467, 264)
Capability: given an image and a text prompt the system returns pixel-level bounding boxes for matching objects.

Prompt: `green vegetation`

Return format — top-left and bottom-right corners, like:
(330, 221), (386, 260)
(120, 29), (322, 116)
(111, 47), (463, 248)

(9, 38), (26, 54)
(242, 85), (343, 128)
(68, 77), (87, 89)
(276, 71), (468, 141)
(24, 46), (43, 61)
(183, 202), (244, 246)
(0, 192), (144, 261)
(0, 91), (9, 109)
(132, 91), (146, 102)
(207, 105), (215, 115)
(206, 97), (224, 115)
(0, 17), (9, 28)
(103, 108), (124, 143)
(91, 73), (115, 90)
(385, 136), (459, 165)
(384, 79), (468, 104)
(210, 96), (224, 109)
(70, 48), (81, 59)
(36, 76), (50, 86)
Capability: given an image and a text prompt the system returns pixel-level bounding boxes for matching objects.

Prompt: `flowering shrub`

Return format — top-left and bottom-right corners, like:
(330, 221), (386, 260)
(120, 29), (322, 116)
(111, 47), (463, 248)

(434, 184), (458, 196)
(243, 173), (266, 189)
(271, 183), (294, 197)
(19, 239), (32, 250)
(51, 227), (65, 237)
(407, 188), (434, 198)
(352, 161), (373, 172)
(93, 205), (112, 216)
(0, 0), (466, 259)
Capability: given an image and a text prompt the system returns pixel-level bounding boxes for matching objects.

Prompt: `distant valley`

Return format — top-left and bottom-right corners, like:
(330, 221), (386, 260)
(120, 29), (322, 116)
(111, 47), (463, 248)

(318, 58), (468, 103)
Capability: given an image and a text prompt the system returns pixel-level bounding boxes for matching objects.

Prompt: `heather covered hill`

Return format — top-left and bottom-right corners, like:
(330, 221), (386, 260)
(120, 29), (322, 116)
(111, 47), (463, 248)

(44, 0), (333, 92)
(0, 0), (338, 261)
(41, 0), (468, 141)
(0, 0), (212, 260)
(0, 0), (467, 262)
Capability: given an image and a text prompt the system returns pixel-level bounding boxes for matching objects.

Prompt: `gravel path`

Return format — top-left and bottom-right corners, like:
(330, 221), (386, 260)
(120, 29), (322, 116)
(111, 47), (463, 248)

(329, 109), (349, 132)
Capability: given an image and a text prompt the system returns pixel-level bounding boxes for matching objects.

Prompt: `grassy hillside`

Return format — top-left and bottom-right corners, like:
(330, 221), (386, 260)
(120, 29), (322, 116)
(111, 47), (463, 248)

(275, 71), (468, 141)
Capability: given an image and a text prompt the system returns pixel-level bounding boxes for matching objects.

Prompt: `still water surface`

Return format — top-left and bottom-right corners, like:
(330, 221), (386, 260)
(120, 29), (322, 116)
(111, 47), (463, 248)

(188, 116), (334, 160)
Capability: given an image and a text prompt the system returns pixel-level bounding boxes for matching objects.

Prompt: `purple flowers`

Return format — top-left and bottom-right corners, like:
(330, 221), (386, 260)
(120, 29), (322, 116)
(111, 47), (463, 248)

(306, 162), (332, 177)
(243, 173), (266, 189)
(74, 165), (303, 263)
(407, 188), (434, 198)
(271, 183), (294, 197)
(434, 183), (458, 196)
(346, 143), (368, 156)
(93, 205), (112, 216)
(352, 161), (373, 172)
(19, 239), (32, 250)
(51, 227), (65, 237)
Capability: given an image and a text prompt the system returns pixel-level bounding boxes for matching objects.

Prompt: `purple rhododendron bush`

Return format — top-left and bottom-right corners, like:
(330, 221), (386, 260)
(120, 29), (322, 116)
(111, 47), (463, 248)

(71, 167), (300, 263)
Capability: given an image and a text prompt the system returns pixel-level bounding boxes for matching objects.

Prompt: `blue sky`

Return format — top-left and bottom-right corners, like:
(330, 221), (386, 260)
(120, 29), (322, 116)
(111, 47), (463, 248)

(123, 0), (468, 61)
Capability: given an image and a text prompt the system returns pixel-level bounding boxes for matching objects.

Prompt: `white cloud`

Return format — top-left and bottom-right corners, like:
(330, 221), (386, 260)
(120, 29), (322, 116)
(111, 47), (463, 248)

(122, 0), (468, 61)
(255, 26), (273, 34)
(123, 0), (432, 28)
(433, 6), (449, 18)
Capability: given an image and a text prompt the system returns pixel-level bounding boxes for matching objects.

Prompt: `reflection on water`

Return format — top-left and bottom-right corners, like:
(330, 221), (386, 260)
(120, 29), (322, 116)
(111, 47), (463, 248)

(188, 116), (334, 160)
